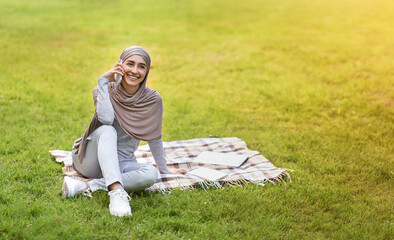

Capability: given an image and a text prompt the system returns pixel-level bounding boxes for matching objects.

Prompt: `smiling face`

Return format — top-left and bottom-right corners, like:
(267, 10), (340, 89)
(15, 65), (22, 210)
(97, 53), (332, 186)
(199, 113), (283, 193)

(121, 55), (148, 95)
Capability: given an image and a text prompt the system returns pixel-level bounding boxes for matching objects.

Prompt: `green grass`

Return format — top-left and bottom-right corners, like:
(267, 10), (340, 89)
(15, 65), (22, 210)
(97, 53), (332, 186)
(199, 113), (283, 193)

(0, 0), (393, 239)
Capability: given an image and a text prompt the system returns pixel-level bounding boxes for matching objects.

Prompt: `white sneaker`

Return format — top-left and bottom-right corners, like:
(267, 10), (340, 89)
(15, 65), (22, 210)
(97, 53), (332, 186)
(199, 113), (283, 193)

(62, 176), (92, 198)
(108, 188), (132, 217)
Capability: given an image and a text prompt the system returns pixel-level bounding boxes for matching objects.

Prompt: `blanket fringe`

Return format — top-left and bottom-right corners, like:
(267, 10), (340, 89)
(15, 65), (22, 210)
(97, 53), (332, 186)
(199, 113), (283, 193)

(158, 188), (171, 194)
(272, 171), (292, 184)
(155, 171), (292, 193)
(283, 171), (292, 182)
(148, 170), (292, 193)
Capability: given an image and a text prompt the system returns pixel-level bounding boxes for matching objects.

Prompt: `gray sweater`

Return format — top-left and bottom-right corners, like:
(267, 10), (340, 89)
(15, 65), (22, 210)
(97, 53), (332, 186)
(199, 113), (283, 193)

(96, 77), (170, 174)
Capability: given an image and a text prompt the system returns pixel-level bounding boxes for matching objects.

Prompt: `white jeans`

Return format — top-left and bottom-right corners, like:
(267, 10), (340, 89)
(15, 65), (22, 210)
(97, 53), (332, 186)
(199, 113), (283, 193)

(72, 125), (158, 193)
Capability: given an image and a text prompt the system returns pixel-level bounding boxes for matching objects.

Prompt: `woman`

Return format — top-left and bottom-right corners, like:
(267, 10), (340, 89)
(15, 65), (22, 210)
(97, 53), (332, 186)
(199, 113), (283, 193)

(62, 46), (186, 217)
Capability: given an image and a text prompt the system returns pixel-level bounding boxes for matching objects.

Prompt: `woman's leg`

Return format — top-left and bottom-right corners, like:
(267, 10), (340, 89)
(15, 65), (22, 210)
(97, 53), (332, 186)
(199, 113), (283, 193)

(88, 162), (158, 193)
(72, 125), (123, 191)
(70, 125), (132, 217)
(121, 162), (158, 192)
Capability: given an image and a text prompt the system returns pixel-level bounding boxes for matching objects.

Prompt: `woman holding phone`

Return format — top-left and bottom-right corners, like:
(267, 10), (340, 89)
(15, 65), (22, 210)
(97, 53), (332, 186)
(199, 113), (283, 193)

(62, 46), (186, 217)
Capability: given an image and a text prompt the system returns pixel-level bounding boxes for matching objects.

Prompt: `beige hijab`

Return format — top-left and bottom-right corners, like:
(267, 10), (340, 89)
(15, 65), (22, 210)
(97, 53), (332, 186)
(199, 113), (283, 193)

(73, 46), (163, 164)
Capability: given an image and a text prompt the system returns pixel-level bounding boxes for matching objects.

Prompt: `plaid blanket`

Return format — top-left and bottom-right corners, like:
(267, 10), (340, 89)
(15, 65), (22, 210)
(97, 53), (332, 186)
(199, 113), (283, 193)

(50, 137), (291, 192)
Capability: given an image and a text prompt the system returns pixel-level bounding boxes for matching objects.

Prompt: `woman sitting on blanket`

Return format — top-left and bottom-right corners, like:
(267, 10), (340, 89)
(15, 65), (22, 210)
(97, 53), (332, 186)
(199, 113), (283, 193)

(62, 46), (186, 217)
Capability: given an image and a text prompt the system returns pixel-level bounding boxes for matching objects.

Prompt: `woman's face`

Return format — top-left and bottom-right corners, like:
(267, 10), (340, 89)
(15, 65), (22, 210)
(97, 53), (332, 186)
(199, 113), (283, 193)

(121, 55), (148, 94)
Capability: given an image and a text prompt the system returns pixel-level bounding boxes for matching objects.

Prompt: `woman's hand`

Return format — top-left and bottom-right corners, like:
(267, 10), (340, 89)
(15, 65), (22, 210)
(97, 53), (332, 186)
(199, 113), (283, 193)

(100, 59), (124, 82)
(169, 168), (187, 175)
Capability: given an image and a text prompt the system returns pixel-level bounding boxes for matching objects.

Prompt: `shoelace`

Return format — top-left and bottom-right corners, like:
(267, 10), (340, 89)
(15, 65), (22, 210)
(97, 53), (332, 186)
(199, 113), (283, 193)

(109, 190), (131, 201)
(83, 188), (93, 198)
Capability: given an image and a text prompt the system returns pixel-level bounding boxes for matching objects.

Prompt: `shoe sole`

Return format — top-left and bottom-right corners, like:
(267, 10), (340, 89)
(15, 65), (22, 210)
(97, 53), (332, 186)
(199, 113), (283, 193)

(110, 210), (132, 217)
(62, 177), (70, 198)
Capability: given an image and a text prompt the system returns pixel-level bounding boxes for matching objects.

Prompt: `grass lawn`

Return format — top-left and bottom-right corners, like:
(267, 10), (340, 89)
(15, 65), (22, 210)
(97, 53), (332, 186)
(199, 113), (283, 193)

(0, 0), (393, 239)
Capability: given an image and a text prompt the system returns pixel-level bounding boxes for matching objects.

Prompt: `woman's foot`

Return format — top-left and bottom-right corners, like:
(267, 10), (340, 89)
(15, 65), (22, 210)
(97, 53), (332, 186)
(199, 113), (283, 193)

(108, 188), (132, 217)
(62, 176), (92, 198)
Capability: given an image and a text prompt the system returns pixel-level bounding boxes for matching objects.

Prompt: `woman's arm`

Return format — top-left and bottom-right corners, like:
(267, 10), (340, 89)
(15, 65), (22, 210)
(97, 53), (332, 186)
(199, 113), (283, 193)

(95, 59), (125, 125)
(148, 139), (170, 174)
(148, 138), (186, 174)
(95, 77), (114, 125)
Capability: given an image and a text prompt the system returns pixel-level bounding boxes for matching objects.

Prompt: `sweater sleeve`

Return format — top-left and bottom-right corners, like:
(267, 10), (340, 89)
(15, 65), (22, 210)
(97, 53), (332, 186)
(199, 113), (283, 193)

(95, 77), (114, 125)
(148, 138), (170, 174)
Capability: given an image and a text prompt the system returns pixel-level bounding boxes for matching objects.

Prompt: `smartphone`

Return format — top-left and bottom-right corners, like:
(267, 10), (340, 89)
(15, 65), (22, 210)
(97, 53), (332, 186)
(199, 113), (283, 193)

(115, 59), (123, 86)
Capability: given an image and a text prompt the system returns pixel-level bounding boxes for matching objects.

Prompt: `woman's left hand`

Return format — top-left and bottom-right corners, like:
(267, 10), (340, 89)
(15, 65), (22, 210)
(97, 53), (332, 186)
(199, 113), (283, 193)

(169, 168), (187, 175)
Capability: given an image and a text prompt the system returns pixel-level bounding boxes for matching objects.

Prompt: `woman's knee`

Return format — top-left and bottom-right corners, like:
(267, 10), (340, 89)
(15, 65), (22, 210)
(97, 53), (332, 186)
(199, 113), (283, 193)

(95, 125), (117, 139)
(142, 165), (159, 185)
(123, 164), (158, 192)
